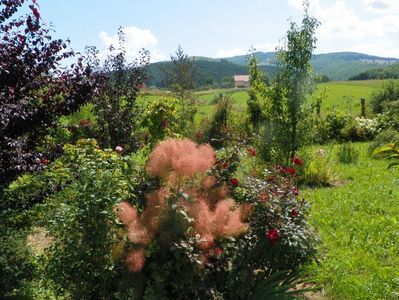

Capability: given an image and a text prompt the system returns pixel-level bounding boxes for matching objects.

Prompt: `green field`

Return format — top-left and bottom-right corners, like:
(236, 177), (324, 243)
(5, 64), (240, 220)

(191, 80), (390, 118)
(304, 143), (399, 299)
(311, 80), (387, 115)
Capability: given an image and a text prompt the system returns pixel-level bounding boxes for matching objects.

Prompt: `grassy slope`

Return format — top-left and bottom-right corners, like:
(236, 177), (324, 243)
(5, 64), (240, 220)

(304, 143), (399, 299)
(311, 80), (385, 115)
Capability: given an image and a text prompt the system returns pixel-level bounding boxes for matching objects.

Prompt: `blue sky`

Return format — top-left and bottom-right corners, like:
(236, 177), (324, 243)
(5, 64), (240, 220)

(33, 0), (399, 62)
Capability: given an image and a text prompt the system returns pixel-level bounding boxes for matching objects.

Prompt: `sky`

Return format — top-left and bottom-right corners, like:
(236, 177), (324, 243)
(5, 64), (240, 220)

(30, 0), (399, 62)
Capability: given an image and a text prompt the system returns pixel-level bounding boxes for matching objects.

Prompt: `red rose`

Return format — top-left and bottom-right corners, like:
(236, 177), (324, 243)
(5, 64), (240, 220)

(285, 167), (295, 175)
(267, 228), (279, 243)
(230, 178), (238, 186)
(291, 209), (299, 218)
(292, 156), (303, 166)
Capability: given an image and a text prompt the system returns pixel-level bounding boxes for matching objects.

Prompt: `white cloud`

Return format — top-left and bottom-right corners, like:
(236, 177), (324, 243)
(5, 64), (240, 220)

(98, 26), (166, 62)
(286, 0), (399, 58)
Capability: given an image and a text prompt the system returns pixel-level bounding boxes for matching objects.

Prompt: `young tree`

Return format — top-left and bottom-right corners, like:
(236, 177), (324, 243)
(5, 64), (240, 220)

(275, 1), (319, 158)
(247, 49), (268, 134)
(91, 28), (150, 152)
(0, 0), (101, 190)
(166, 45), (197, 131)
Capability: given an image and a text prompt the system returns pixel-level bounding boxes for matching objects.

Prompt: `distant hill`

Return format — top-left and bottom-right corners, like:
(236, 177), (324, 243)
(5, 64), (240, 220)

(222, 51), (399, 81)
(349, 62), (399, 80)
(145, 58), (276, 88)
(145, 51), (399, 87)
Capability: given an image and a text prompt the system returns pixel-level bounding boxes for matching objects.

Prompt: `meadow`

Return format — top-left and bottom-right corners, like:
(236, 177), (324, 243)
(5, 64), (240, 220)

(304, 143), (399, 299)
(185, 80), (388, 119)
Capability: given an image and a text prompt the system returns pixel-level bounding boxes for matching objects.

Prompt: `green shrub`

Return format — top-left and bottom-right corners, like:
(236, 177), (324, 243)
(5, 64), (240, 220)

(337, 143), (360, 164)
(44, 139), (143, 299)
(297, 148), (334, 186)
(0, 226), (36, 296)
(141, 96), (181, 145)
(325, 111), (349, 141)
(371, 80), (399, 113)
(369, 129), (399, 156)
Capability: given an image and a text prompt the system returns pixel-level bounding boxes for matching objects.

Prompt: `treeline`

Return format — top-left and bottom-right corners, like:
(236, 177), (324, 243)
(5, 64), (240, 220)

(349, 63), (399, 80)
(145, 59), (276, 88)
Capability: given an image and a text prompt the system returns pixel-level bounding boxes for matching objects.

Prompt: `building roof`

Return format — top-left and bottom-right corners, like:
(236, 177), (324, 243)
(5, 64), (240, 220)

(233, 75), (250, 82)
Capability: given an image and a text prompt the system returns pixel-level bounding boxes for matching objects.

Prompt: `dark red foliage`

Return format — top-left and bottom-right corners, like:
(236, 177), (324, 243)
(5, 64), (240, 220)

(0, 0), (102, 190)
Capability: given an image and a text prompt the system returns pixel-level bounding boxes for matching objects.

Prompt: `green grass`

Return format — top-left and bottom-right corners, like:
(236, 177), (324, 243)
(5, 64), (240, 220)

(304, 142), (399, 299)
(309, 80), (397, 115)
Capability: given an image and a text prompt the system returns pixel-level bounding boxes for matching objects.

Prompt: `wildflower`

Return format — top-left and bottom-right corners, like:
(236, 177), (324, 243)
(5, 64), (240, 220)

(230, 178), (238, 186)
(222, 162), (229, 169)
(292, 156), (302, 166)
(291, 209), (299, 218)
(247, 147), (256, 157)
(292, 187), (299, 196)
(115, 145), (123, 153)
(267, 228), (279, 243)
(317, 149), (325, 158)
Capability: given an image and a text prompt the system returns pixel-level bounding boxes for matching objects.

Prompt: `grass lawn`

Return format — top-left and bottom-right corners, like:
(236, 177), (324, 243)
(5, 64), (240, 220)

(304, 142), (399, 299)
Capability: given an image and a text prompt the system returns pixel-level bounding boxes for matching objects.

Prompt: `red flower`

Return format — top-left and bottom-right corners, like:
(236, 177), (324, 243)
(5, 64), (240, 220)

(291, 209), (299, 218)
(222, 162), (229, 169)
(285, 167), (296, 175)
(292, 156), (303, 166)
(230, 178), (238, 186)
(212, 247), (223, 256)
(247, 147), (256, 157)
(40, 158), (49, 164)
(267, 228), (279, 243)
(292, 187), (299, 196)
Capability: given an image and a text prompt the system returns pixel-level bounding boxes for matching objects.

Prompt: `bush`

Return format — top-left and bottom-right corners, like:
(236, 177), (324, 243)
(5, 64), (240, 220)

(141, 97), (181, 145)
(43, 139), (144, 299)
(325, 111), (349, 141)
(371, 80), (399, 113)
(369, 129), (399, 156)
(111, 138), (317, 299)
(297, 148), (334, 186)
(337, 143), (359, 164)
(0, 226), (36, 296)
